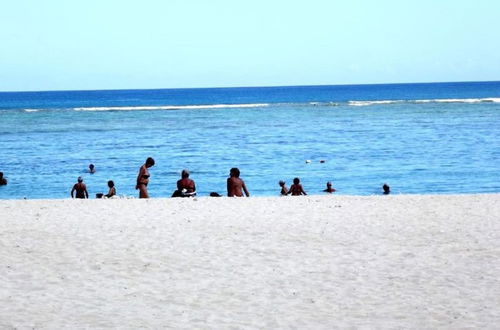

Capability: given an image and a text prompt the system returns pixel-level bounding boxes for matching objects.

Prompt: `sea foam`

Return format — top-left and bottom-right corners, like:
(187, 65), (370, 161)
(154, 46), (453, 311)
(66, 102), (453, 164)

(73, 103), (270, 111)
(347, 98), (500, 106)
(348, 100), (401, 106)
(415, 98), (500, 104)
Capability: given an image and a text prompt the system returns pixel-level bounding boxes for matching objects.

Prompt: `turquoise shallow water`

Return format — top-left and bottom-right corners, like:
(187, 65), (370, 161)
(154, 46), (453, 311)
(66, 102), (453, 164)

(0, 82), (499, 199)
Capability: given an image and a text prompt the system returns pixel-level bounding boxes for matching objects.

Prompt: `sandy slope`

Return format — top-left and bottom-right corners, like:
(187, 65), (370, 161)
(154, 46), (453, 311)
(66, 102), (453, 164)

(1, 194), (499, 329)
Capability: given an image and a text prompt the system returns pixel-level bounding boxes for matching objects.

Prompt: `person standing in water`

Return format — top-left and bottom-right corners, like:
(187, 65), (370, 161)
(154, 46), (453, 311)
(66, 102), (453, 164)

(136, 157), (155, 198)
(71, 176), (89, 199)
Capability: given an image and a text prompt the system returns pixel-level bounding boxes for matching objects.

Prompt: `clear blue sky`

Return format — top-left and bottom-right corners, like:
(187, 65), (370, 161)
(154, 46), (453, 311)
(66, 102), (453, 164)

(1, 0), (499, 91)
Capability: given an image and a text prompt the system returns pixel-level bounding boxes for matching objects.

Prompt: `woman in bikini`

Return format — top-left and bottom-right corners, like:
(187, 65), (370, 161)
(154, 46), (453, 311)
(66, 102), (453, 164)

(136, 157), (155, 198)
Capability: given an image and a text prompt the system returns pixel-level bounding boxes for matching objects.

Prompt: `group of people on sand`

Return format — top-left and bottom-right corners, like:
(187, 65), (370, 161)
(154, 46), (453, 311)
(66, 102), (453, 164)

(135, 158), (250, 199)
(71, 176), (116, 199)
(69, 163), (116, 199)
(68, 157), (391, 199)
(70, 157), (251, 199)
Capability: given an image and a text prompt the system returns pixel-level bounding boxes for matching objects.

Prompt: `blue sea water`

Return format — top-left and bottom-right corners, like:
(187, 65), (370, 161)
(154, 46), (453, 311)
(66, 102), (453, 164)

(0, 81), (499, 199)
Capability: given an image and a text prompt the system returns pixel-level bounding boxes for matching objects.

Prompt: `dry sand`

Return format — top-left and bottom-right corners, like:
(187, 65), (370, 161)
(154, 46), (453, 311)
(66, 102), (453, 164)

(1, 194), (499, 329)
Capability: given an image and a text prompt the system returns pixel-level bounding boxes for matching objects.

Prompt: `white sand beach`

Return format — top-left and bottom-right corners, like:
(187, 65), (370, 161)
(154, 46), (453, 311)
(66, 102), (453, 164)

(1, 194), (499, 329)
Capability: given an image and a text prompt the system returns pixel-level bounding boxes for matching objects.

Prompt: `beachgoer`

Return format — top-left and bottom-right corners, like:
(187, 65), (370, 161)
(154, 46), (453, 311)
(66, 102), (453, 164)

(279, 180), (288, 195)
(323, 181), (336, 193)
(0, 172), (7, 186)
(383, 183), (390, 195)
(136, 157), (155, 198)
(105, 180), (116, 198)
(288, 177), (307, 196)
(227, 167), (249, 197)
(89, 164), (96, 174)
(172, 169), (196, 197)
(71, 176), (89, 199)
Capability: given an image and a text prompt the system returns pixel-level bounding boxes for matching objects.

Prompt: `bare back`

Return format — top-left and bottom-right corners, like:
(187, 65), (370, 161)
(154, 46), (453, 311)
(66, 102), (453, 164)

(227, 177), (249, 197)
(72, 182), (88, 199)
(289, 184), (306, 196)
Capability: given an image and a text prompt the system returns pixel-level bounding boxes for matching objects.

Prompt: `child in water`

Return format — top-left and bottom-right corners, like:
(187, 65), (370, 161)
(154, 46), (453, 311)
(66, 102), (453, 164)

(279, 180), (288, 195)
(288, 177), (307, 196)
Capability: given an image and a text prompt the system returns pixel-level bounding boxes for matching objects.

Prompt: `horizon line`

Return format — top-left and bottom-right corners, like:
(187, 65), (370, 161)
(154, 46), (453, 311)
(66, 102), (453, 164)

(1, 79), (499, 94)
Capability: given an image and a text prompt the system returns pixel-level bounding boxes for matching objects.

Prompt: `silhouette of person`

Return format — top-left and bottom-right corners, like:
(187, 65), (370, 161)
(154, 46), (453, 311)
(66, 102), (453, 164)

(105, 180), (116, 198)
(71, 176), (89, 199)
(172, 169), (196, 197)
(323, 181), (336, 193)
(0, 172), (7, 186)
(227, 168), (249, 197)
(279, 180), (288, 195)
(383, 183), (390, 195)
(288, 177), (307, 196)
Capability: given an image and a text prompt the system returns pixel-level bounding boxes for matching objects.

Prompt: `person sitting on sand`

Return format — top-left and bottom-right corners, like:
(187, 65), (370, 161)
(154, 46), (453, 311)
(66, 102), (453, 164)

(227, 167), (249, 197)
(0, 172), (7, 186)
(105, 180), (116, 198)
(288, 177), (307, 196)
(383, 183), (390, 195)
(71, 176), (89, 199)
(89, 164), (96, 174)
(323, 181), (336, 193)
(279, 180), (288, 195)
(136, 157), (155, 198)
(172, 169), (196, 197)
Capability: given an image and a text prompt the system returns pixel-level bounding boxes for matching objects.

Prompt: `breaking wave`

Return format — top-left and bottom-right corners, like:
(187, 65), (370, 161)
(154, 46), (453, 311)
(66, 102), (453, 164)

(348, 100), (403, 106)
(8, 97), (500, 113)
(73, 103), (270, 111)
(347, 98), (500, 107)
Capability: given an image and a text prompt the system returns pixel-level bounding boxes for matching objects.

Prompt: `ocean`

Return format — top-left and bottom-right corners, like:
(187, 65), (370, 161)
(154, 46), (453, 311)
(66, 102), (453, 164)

(0, 81), (499, 199)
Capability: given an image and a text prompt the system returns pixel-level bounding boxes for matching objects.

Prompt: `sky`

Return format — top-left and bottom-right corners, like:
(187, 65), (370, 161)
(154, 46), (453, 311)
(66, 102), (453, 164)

(1, 0), (499, 91)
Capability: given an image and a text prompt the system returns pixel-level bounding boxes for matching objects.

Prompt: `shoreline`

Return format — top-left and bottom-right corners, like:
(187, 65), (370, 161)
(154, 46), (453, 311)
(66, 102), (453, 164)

(1, 191), (499, 201)
(2, 194), (499, 328)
